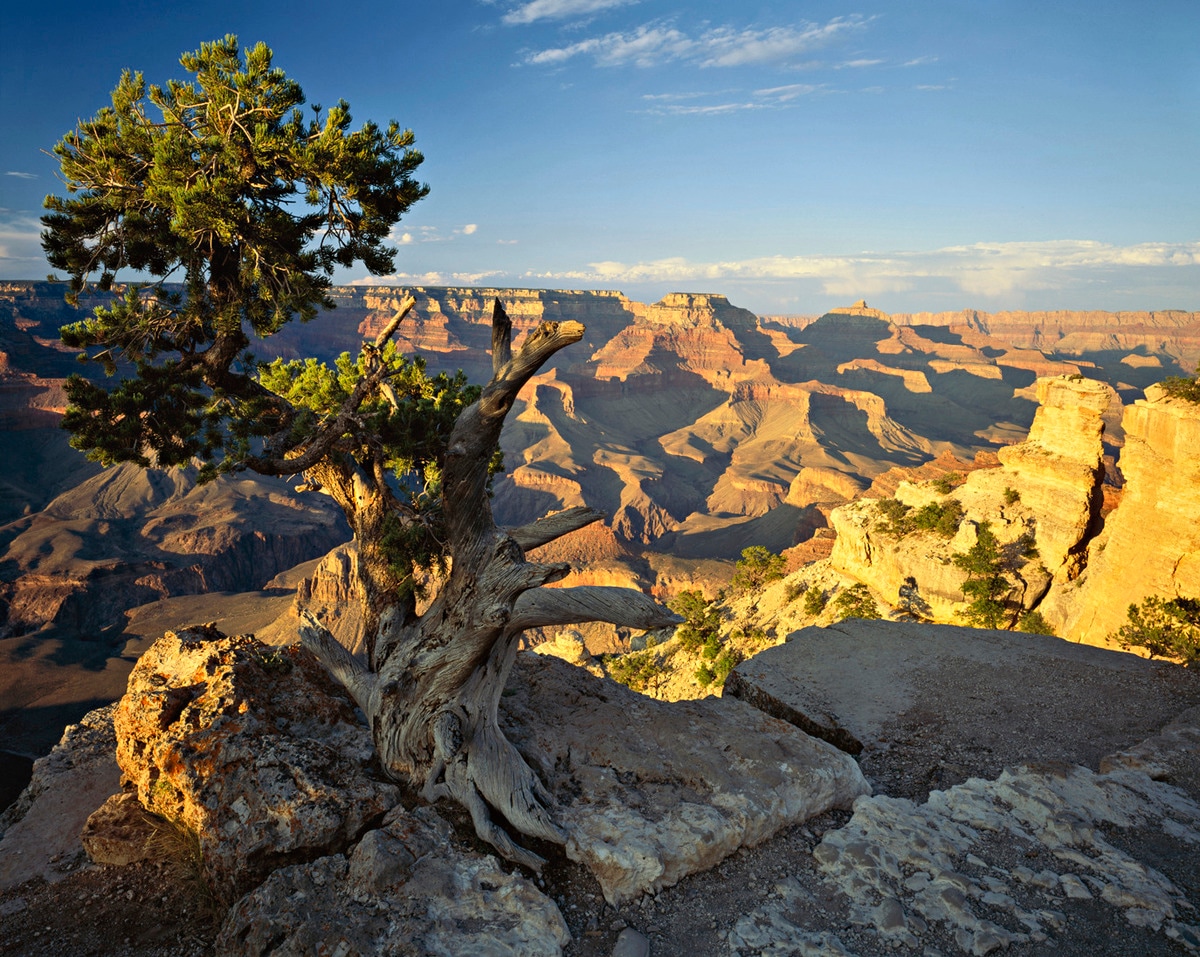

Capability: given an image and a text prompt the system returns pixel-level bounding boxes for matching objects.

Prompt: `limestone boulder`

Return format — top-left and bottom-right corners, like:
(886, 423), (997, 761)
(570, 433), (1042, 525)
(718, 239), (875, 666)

(217, 805), (570, 957)
(79, 791), (162, 866)
(500, 652), (870, 905)
(114, 624), (399, 897)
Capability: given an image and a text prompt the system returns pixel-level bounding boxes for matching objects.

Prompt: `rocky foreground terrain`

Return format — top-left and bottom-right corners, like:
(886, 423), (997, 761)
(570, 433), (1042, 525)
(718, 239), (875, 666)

(1, 617), (1199, 957)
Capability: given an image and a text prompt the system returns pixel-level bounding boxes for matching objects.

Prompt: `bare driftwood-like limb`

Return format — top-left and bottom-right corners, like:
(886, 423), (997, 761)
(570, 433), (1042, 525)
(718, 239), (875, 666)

(506, 505), (605, 551)
(302, 299), (680, 869)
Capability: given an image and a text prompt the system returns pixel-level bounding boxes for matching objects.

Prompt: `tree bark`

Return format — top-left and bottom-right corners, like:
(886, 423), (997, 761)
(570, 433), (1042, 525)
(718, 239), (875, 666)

(300, 300), (680, 869)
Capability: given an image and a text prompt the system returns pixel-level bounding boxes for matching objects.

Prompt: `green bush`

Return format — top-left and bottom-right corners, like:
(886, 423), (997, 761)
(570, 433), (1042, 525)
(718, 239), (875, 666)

(875, 497), (962, 538)
(803, 585), (828, 616)
(1160, 375), (1200, 405)
(932, 472), (962, 495)
(910, 499), (964, 537)
(873, 498), (912, 537)
(1017, 610), (1055, 636)
(730, 546), (787, 596)
(953, 522), (1011, 629)
(834, 583), (881, 621)
(1003, 487), (1020, 505)
(607, 640), (668, 694)
(695, 647), (742, 687)
(668, 589), (721, 652)
(1115, 596), (1200, 665)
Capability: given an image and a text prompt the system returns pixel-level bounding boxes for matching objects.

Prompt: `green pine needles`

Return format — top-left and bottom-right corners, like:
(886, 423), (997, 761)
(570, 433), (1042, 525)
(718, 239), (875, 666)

(45, 35), (429, 477)
(41, 37), (493, 601)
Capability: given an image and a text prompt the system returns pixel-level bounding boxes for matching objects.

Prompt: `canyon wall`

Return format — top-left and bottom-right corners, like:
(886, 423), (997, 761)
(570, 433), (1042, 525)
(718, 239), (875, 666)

(4, 281), (1200, 631)
(828, 377), (1111, 622)
(1050, 386), (1200, 644)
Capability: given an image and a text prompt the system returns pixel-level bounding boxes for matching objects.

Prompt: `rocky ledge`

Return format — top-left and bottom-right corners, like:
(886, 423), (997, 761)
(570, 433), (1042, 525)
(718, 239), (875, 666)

(2, 619), (1199, 957)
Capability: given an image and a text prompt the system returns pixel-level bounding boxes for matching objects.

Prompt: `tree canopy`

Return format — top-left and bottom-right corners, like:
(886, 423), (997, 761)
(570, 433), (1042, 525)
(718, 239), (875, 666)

(43, 36), (464, 612)
(46, 35), (430, 473)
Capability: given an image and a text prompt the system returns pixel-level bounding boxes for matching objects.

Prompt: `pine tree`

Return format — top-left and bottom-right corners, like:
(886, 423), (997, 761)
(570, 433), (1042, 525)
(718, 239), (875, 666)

(43, 36), (677, 870)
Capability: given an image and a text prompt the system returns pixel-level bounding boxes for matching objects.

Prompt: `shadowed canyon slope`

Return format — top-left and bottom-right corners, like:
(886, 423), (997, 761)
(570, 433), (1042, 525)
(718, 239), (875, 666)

(4, 281), (1198, 614)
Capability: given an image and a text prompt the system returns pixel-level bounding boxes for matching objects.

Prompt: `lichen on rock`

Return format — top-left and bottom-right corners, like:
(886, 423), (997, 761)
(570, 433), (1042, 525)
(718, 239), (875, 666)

(113, 624), (399, 897)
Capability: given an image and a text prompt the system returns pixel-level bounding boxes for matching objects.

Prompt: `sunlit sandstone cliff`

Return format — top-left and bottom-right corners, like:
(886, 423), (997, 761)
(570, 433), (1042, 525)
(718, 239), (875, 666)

(828, 377), (1112, 622)
(1049, 385), (1200, 645)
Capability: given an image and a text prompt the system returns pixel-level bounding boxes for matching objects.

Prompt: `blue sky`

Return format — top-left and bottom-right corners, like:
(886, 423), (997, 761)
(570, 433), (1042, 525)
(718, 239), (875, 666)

(2, 0), (1197, 315)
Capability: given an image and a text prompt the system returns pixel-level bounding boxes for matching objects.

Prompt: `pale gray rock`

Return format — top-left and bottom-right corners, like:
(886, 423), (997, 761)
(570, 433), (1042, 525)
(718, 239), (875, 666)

(501, 653), (870, 905)
(0, 704), (119, 890)
(113, 625), (399, 897)
(727, 619), (1200, 778)
(216, 804), (570, 957)
(733, 759), (1200, 956)
(612, 927), (650, 957)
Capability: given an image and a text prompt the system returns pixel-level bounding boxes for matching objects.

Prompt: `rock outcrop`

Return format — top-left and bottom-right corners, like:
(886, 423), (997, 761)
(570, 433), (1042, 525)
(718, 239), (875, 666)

(502, 653), (870, 904)
(0, 705), (119, 890)
(827, 377), (1112, 622)
(113, 625), (399, 897)
(216, 804), (571, 957)
(92, 621), (866, 932)
(1053, 385), (1200, 644)
(734, 759), (1200, 955)
(7, 614), (1200, 956)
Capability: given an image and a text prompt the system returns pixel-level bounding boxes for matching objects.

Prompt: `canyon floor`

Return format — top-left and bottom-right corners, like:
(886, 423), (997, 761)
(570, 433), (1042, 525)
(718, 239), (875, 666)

(3, 622), (1198, 957)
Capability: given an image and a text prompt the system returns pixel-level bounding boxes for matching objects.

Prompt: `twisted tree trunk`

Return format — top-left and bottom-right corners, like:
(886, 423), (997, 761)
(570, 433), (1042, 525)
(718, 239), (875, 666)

(300, 302), (679, 868)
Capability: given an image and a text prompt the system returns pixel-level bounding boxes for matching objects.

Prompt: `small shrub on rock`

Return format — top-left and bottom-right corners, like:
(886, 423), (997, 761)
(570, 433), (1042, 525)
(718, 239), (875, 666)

(834, 583), (882, 621)
(803, 585), (828, 616)
(1115, 596), (1200, 666)
(731, 546), (787, 595)
(932, 472), (962, 495)
(1161, 375), (1200, 405)
(1017, 610), (1055, 636)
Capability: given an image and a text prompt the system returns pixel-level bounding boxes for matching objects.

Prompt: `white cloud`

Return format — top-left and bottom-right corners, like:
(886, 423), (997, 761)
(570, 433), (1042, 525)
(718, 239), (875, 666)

(523, 240), (1200, 303)
(521, 15), (871, 69)
(754, 83), (821, 102)
(839, 58), (883, 69)
(4, 171), (37, 180)
(903, 55), (939, 67)
(399, 232), (414, 244)
(462, 223), (478, 235)
(640, 83), (824, 115)
(502, 0), (638, 26)
(0, 215), (48, 277)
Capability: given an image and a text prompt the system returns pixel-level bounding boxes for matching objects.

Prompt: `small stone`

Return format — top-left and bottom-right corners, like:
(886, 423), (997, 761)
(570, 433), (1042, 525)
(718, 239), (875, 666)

(612, 927), (650, 957)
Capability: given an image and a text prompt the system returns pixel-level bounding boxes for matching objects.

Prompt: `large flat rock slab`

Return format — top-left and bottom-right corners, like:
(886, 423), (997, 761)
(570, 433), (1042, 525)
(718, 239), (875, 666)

(0, 705), (119, 891)
(502, 653), (870, 905)
(727, 620), (1200, 785)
